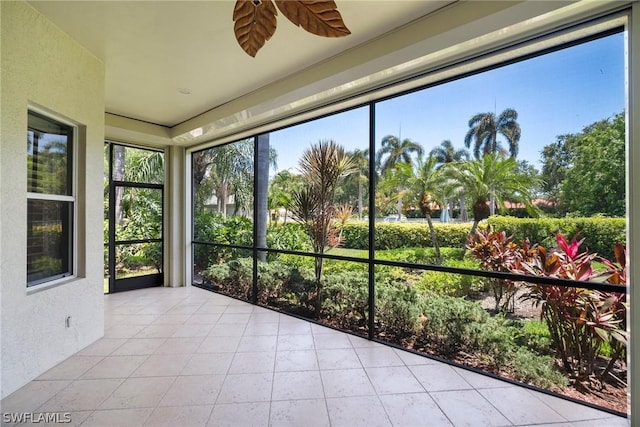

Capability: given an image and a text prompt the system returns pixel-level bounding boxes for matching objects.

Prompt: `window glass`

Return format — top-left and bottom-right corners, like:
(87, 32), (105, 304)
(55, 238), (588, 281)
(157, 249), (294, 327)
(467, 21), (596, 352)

(28, 112), (72, 195)
(374, 32), (625, 266)
(192, 139), (255, 245)
(27, 200), (73, 284)
(267, 107), (370, 255)
(27, 110), (75, 286)
(111, 145), (164, 184)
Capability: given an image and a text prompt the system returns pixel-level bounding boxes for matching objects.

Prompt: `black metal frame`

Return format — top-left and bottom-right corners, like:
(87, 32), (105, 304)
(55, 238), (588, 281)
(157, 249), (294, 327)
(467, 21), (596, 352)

(106, 142), (164, 294)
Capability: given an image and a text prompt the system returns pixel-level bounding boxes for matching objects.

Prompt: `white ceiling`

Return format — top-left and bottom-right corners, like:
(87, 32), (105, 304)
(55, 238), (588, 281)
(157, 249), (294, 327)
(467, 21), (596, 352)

(29, 1), (452, 128)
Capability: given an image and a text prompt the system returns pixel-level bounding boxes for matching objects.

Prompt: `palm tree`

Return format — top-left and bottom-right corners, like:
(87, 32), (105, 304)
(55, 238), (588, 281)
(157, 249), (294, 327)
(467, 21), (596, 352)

(109, 145), (164, 226)
(429, 140), (470, 165)
(377, 135), (424, 173)
(429, 140), (470, 221)
(441, 153), (540, 250)
(410, 155), (443, 264)
(347, 148), (369, 220)
(464, 108), (521, 159)
(376, 135), (423, 216)
(289, 140), (357, 314)
(255, 134), (272, 262)
(377, 162), (414, 218)
(268, 169), (304, 224)
(192, 139), (276, 216)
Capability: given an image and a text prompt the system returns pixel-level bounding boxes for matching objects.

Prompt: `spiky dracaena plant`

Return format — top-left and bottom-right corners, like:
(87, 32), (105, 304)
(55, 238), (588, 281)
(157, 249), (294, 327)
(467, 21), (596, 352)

(289, 141), (356, 314)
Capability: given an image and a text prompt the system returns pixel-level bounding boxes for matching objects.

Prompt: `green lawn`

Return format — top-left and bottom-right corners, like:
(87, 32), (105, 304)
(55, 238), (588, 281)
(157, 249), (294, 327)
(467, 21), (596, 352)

(328, 247), (368, 258)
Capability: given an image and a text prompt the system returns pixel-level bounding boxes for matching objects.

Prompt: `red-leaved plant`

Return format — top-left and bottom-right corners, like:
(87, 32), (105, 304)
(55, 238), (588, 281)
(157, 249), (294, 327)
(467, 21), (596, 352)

(467, 228), (521, 312)
(518, 234), (627, 381)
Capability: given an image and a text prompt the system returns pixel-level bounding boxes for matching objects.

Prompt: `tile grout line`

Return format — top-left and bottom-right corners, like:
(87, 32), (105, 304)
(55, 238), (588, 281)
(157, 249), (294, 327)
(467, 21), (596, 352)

(203, 300), (244, 426)
(311, 323), (334, 427)
(354, 344), (394, 426)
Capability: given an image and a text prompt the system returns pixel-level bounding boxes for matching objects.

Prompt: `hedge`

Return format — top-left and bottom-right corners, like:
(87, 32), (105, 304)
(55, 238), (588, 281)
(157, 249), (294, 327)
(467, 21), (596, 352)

(486, 216), (625, 259)
(340, 217), (626, 259)
(341, 222), (471, 250)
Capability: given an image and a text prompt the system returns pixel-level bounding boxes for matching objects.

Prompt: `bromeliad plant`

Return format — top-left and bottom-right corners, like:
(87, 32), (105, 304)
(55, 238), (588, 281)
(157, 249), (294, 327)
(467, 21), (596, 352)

(518, 234), (627, 381)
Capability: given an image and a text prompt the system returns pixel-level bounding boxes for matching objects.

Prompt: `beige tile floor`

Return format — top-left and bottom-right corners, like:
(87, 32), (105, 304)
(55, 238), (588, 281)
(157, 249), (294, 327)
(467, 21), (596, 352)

(1, 286), (629, 427)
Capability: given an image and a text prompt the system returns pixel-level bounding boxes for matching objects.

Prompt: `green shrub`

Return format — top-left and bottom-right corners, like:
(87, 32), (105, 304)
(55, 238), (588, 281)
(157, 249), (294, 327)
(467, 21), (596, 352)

(376, 247), (464, 264)
(204, 263), (230, 284)
(375, 266), (421, 288)
(277, 253), (315, 270)
(510, 349), (569, 389)
(415, 270), (474, 297)
(193, 211), (253, 266)
(376, 284), (420, 339)
(194, 211), (252, 245)
(411, 296), (570, 388)
(203, 257), (253, 300)
(474, 316), (515, 369)
(257, 260), (291, 303)
(267, 223), (312, 253)
(321, 270), (369, 329)
(418, 296), (488, 352)
(324, 258), (368, 274)
(517, 320), (553, 355)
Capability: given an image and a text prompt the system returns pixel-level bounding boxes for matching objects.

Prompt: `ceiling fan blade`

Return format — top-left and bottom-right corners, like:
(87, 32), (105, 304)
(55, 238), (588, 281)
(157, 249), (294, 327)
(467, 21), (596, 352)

(275, 0), (350, 38)
(233, 0), (278, 57)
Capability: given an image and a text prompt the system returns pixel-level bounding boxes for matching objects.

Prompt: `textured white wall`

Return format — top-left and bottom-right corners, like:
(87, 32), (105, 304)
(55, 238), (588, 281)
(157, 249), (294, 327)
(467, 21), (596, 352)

(0, 1), (105, 398)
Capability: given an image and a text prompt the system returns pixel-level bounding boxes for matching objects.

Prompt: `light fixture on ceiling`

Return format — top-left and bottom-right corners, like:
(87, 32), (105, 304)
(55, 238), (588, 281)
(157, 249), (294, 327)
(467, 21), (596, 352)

(178, 88), (191, 95)
(233, 0), (351, 57)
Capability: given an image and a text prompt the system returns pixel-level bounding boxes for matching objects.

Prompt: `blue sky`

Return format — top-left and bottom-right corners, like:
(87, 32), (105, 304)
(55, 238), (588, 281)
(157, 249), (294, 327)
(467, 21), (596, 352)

(269, 32), (625, 174)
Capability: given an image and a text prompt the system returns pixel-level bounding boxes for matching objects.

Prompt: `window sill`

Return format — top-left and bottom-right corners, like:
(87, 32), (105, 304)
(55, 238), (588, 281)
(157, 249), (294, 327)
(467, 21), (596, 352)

(26, 275), (79, 295)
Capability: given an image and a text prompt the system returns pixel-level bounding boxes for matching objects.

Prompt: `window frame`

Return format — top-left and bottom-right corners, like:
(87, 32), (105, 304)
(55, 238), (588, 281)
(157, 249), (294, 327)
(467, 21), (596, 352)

(26, 109), (78, 289)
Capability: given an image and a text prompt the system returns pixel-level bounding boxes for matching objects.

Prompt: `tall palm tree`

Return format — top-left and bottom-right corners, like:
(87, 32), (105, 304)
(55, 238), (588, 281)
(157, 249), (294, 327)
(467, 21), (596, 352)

(255, 134), (271, 262)
(429, 140), (470, 165)
(410, 155), (443, 264)
(377, 135), (423, 216)
(464, 108), (521, 159)
(192, 139), (276, 216)
(348, 148), (369, 220)
(377, 162), (414, 218)
(377, 135), (424, 173)
(429, 140), (470, 221)
(441, 153), (540, 251)
(109, 145), (164, 226)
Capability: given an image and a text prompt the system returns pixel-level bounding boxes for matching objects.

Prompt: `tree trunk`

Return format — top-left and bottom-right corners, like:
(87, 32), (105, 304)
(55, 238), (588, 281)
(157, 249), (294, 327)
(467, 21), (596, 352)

(113, 145), (125, 225)
(256, 134), (270, 262)
(357, 180), (363, 220)
(489, 190), (496, 216)
(426, 216), (442, 265)
(217, 184), (227, 215)
(459, 194), (468, 222)
(460, 219), (480, 260)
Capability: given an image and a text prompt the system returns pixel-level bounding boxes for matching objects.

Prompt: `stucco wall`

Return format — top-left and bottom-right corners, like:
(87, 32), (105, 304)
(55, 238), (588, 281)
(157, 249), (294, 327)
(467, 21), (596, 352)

(0, 1), (105, 398)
